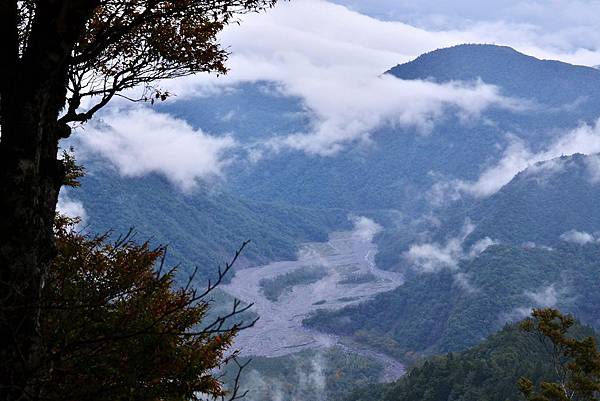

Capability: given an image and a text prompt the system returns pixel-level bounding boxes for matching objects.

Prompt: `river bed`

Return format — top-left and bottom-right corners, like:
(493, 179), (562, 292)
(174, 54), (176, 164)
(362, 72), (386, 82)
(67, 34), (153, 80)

(220, 219), (406, 382)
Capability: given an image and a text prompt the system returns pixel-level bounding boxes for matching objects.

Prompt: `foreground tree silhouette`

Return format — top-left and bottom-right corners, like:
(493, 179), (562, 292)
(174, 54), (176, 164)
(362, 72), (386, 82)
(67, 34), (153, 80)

(39, 215), (255, 401)
(518, 308), (600, 401)
(0, 1), (275, 398)
(41, 215), (256, 401)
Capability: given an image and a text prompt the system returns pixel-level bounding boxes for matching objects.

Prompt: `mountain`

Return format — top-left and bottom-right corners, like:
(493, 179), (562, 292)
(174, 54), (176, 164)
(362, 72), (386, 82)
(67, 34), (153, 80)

(305, 242), (600, 357)
(388, 44), (600, 109)
(305, 154), (600, 357)
(376, 153), (600, 271)
(84, 46), (600, 263)
(344, 321), (600, 401)
(464, 153), (600, 247)
(214, 45), (600, 215)
(71, 44), (600, 398)
(74, 163), (349, 281)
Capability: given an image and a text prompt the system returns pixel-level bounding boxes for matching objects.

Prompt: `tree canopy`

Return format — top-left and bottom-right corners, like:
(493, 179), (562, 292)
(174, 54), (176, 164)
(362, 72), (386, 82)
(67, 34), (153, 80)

(519, 309), (600, 401)
(38, 214), (255, 401)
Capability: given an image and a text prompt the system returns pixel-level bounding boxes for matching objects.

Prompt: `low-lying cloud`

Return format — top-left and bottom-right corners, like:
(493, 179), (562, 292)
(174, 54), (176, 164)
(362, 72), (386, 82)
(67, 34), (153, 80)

(57, 188), (87, 226)
(162, 0), (572, 156)
(405, 220), (497, 273)
(263, 78), (522, 156)
(71, 0), (600, 187)
(560, 229), (599, 245)
(76, 108), (236, 191)
(505, 284), (561, 322)
(434, 119), (600, 200)
(404, 221), (498, 293)
(241, 353), (327, 401)
(350, 215), (383, 242)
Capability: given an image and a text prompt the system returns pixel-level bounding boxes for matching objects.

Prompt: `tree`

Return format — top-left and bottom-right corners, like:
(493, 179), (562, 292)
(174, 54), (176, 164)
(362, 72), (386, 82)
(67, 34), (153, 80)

(518, 308), (600, 401)
(39, 215), (256, 401)
(0, 1), (276, 399)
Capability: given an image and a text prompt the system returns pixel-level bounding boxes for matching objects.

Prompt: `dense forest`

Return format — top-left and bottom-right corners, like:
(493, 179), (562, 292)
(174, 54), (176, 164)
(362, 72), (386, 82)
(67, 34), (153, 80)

(345, 319), (600, 401)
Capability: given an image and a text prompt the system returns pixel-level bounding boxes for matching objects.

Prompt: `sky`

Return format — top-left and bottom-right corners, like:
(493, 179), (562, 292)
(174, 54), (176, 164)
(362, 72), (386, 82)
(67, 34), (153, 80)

(63, 0), (600, 212)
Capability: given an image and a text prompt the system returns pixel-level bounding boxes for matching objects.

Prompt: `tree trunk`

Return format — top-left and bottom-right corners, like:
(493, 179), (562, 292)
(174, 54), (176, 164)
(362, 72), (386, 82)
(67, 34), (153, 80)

(0, 2), (100, 398)
(0, 100), (65, 401)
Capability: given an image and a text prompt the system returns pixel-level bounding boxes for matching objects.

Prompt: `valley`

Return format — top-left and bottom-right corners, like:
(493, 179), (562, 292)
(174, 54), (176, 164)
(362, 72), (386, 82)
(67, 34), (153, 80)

(71, 43), (600, 400)
(221, 221), (406, 381)
(5, 0), (600, 400)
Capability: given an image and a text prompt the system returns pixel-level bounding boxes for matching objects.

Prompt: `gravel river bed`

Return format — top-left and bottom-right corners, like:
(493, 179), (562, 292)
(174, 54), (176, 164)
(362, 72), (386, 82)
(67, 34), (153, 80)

(221, 220), (406, 382)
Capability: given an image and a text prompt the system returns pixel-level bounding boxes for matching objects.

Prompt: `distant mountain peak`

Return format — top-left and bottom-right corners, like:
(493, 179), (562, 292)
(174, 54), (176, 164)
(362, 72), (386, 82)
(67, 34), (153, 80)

(386, 44), (600, 104)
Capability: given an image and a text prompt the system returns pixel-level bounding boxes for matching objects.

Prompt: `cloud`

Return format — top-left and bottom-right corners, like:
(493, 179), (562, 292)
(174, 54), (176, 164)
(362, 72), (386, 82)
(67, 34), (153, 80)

(163, 0), (577, 156)
(350, 215), (382, 242)
(522, 241), (554, 251)
(437, 119), (600, 199)
(560, 229), (597, 245)
(585, 154), (600, 183)
(75, 0), (600, 180)
(468, 237), (499, 258)
(241, 353), (327, 401)
(453, 272), (478, 294)
(526, 284), (559, 307)
(406, 238), (464, 272)
(504, 284), (561, 321)
(405, 221), (497, 294)
(57, 188), (87, 226)
(263, 78), (522, 156)
(333, 0), (600, 58)
(505, 284), (561, 321)
(405, 220), (491, 273)
(76, 108), (236, 191)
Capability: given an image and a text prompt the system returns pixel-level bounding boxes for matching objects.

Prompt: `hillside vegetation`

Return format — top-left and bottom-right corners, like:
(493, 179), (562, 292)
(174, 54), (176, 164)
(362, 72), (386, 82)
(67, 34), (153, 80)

(306, 241), (600, 358)
(344, 321), (600, 401)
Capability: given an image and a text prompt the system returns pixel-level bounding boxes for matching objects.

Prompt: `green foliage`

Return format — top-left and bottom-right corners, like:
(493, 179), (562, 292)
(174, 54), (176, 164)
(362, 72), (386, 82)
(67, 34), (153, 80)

(76, 165), (350, 282)
(375, 153), (600, 272)
(388, 44), (600, 109)
(259, 266), (328, 302)
(462, 154), (600, 248)
(305, 243), (600, 359)
(345, 320), (600, 401)
(225, 347), (384, 401)
(40, 220), (246, 401)
(216, 45), (600, 218)
(519, 309), (600, 401)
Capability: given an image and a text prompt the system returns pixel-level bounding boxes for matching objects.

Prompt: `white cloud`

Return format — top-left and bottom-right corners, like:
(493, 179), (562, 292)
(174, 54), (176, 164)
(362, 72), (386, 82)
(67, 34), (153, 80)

(585, 154), (600, 183)
(505, 284), (561, 321)
(263, 77), (521, 156)
(526, 284), (559, 307)
(76, 108), (236, 191)
(405, 220), (476, 273)
(406, 239), (464, 272)
(468, 237), (498, 258)
(163, 0), (585, 156)
(560, 229), (597, 245)
(453, 272), (478, 293)
(57, 188), (87, 226)
(350, 215), (382, 242)
(334, 0), (600, 58)
(75, 0), (600, 180)
(522, 242), (554, 251)
(443, 119), (600, 199)
(405, 221), (496, 295)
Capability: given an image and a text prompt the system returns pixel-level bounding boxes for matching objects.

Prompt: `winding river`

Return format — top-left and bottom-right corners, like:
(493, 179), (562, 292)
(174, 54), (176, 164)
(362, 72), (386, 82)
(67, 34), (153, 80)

(221, 219), (406, 382)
